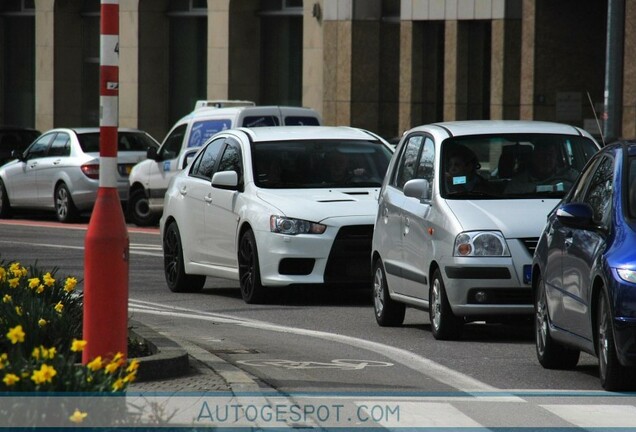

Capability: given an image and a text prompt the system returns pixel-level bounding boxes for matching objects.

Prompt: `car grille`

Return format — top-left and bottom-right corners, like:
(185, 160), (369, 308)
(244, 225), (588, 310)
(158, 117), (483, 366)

(520, 238), (539, 256)
(324, 225), (374, 285)
(279, 258), (315, 276)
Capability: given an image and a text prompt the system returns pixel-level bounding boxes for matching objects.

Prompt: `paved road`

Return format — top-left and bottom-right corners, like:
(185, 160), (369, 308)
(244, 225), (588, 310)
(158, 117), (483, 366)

(4, 217), (636, 428)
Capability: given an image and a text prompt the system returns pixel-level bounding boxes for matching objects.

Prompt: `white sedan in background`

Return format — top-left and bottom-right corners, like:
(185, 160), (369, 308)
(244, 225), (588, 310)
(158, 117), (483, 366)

(0, 127), (159, 223)
(160, 126), (394, 303)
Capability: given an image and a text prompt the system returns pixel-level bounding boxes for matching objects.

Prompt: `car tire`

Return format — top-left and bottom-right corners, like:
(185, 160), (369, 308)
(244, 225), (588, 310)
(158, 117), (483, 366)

(54, 183), (79, 223)
(534, 274), (580, 369)
(238, 229), (266, 304)
(373, 259), (405, 326)
(429, 269), (463, 340)
(128, 188), (159, 227)
(597, 289), (632, 391)
(163, 222), (205, 293)
(0, 179), (12, 219)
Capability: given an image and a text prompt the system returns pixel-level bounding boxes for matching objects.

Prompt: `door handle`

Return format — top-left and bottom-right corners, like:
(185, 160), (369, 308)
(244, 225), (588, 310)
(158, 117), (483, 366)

(179, 186), (187, 196)
(53, 159), (61, 165)
(403, 216), (410, 236)
(204, 194), (213, 204)
(29, 163), (37, 168)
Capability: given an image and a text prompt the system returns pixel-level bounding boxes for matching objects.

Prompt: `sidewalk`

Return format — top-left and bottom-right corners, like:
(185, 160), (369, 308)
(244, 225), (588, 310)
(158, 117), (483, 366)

(126, 320), (254, 393)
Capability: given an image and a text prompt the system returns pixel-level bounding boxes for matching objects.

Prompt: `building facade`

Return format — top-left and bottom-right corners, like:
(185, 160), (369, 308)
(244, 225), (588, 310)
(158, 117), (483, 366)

(1, 0), (633, 143)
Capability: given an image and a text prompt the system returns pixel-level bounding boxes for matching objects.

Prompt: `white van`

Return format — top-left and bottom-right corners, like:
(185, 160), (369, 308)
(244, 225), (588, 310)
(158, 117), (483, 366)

(127, 101), (322, 226)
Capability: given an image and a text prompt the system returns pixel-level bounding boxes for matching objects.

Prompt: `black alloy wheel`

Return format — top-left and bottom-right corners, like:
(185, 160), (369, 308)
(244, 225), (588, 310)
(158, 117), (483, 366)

(163, 222), (205, 293)
(238, 229), (266, 304)
(128, 188), (159, 227)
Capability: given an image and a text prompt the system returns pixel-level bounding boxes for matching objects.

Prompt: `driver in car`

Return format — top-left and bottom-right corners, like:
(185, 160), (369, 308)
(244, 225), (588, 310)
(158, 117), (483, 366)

(504, 142), (579, 194)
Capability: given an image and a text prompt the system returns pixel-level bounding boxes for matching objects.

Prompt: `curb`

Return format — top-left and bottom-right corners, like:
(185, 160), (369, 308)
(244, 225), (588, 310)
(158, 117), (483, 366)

(128, 319), (189, 382)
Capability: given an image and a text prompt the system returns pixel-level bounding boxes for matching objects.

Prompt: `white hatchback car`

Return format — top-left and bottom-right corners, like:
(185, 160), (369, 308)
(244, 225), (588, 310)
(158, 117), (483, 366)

(0, 127), (159, 222)
(371, 121), (600, 340)
(160, 126), (393, 303)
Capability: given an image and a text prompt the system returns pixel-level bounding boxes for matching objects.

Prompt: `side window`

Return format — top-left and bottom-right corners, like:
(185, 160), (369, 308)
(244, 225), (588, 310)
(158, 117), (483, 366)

(284, 116), (320, 126)
(48, 133), (71, 157)
(189, 138), (225, 181)
(26, 133), (55, 159)
(217, 140), (243, 181)
(569, 156), (600, 203)
(583, 155), (614, 226)
(416, 136), (435, 183)
(393, 135), (423, 189)
(159, 124), (187, 160)
(241, 116), (279, 127)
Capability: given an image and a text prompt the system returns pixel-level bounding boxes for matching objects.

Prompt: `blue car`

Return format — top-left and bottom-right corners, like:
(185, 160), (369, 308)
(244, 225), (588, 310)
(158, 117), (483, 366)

(532, 140), (636, 391)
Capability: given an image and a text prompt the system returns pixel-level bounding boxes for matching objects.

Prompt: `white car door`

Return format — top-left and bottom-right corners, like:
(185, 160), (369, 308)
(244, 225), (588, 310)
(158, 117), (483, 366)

(7, 133), (55, 207)
(183, 137), (227, 264)
(204, 139), (242, 268)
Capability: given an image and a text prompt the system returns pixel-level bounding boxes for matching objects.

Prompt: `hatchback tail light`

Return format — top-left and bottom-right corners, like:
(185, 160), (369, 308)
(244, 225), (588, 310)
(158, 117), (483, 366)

(81, 163), (100, 179)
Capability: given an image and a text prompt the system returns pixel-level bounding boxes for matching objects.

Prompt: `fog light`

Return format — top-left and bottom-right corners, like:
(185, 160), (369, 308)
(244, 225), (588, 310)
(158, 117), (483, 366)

(474, 291), (488, 303)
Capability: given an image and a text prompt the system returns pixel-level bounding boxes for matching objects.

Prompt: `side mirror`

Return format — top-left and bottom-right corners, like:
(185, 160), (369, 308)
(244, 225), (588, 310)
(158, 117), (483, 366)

(11, 149), (25, 161)
(403, 179), (431, 202)
(147, 147), (159, 161)
(211, 170), (238, 190)
(556, 202), (595, 229)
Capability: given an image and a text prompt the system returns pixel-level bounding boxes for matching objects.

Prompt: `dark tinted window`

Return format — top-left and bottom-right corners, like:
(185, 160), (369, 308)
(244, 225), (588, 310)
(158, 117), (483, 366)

(284, 116), (320, 126)
(242, 116), (279, 127)
(584, 155), (614, 225)
(26, 133), (55, 158)
(190, 138), (225, 180)
(252, 139), (392, 189)
(48, 133), (71, 157)
(160, 124), (187, 159)
(77, 131), (159, 153)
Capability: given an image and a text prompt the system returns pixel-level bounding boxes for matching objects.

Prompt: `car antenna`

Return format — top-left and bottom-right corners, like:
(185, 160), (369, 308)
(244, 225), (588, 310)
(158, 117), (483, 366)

(587, 91), (606, 146)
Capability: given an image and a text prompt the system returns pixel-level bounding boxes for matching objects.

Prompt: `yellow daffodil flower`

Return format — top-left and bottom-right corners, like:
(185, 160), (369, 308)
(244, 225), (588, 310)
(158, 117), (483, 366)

(15, 306), (22, 316)
(43, 272), (55, 287)
(126, 359), (140, 373)
(0, 267), (5, 281)
(69, 409), (88, 424)
(9, 263), (21, 276)
(3, 373), (19, 386)
(64, 277), (78, 292)
(124, 372), (136, 383)
(38, 318), (47, 327)
(112, 378), (125, 391)
(87, 356), (103, 372)
(31, 363), (57, 385)
(105, 361), (120, 374)
(54, 301), (64, 313)
(32, 347), (40, 360)
(36, 284), (44, 294)
(71, 339), (87, 352)
(28, 277), (40, 289)
(44, 347), (56, 359)
(2, 294), (11, 303)
(8, 277), (20, 288)
(6, 325), (25, 344)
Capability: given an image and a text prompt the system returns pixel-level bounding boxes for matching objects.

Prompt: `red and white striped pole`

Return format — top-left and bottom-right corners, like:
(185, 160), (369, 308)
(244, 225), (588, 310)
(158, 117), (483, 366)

(83, 0), (129, 364)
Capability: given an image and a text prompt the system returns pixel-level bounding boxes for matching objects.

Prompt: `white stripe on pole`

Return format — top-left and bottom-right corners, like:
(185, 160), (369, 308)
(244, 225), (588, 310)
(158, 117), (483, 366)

(99, 157), (118, 188)
(100, 35), (119, 67)
(101, 96), (118, 127)
(101, 0), (119, 4)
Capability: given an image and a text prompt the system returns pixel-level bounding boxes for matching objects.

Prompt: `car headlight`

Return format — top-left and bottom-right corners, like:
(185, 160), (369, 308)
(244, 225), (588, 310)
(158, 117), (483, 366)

(270, 215), (326, 235)
(617, 268), (636, 284)
(454, 231), (510, 257)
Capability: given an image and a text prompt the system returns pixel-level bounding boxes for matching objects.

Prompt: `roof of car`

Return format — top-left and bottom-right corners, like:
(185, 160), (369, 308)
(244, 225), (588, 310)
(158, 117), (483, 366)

(232, 126), (384, 142)
(413, 120), (591, 137)
(40, 127), (148, 134)
(183, 105), (320, 121)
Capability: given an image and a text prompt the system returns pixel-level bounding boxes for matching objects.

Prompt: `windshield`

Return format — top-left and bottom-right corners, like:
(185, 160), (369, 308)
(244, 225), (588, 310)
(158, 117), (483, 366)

(441, 133), (599, 199)
(252, 140), (392, 189)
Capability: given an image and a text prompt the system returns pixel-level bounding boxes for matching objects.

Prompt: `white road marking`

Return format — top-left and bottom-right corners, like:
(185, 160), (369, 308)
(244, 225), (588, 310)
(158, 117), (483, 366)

(0, 240), (162, 256)
(128, 299), (516, 396)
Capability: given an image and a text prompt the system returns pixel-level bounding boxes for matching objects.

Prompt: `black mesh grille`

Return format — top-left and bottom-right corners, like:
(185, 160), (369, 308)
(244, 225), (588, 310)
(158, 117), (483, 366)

(324, 225), (374, 284)
(521, 238), (539, 256)
(279, 258), (315, 275)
